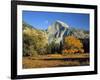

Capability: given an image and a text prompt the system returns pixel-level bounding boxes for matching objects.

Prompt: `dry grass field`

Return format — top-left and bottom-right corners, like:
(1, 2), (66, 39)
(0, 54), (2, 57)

(23, 53), (89, 69)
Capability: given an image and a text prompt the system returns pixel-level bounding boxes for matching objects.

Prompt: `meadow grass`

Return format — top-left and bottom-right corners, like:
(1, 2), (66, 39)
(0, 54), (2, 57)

(23, 53), (89, 68)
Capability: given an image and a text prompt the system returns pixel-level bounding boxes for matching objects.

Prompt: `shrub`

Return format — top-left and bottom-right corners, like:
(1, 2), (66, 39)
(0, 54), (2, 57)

(62, 49), (76, 54)
(64, 36), (83, 50)
(62, 36), (84, 54)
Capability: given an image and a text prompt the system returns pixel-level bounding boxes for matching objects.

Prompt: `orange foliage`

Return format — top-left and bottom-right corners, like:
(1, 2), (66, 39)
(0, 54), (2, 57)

(62, 49), (84, 54)
(64, 36), (83, 49)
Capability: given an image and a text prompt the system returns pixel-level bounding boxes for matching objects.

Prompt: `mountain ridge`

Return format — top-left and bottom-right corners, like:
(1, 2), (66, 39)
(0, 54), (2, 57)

(23, 20), (89, 46)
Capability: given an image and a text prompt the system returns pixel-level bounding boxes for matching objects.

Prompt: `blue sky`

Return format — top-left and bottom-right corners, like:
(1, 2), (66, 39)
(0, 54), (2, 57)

(22, 11), (89, 30)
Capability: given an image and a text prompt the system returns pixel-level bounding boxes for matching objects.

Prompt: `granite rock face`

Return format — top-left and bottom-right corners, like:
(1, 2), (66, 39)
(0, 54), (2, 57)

(47, 20), (69, 46)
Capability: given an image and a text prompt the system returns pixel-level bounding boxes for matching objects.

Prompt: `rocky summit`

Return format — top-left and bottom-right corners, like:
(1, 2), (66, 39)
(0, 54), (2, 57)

(47, 20), (69, 46)
(48, 20), (89, 43)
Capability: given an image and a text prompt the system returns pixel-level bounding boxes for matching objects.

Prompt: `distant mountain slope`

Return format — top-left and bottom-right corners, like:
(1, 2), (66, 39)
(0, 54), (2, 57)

(67, 28), (89, 39)
(47, 20), (89, 45)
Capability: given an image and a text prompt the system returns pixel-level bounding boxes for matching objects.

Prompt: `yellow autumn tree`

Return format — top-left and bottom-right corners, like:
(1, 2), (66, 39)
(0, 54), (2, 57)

(64, 36), (83, 50)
